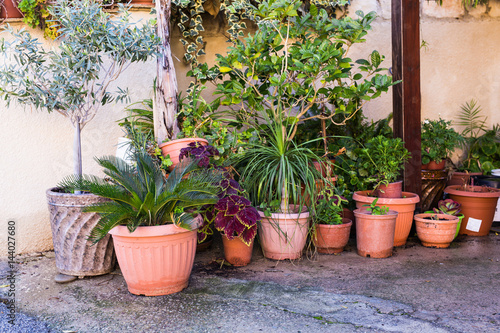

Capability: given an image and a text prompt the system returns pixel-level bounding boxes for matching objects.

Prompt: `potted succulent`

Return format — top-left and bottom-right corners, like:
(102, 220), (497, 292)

(414, 213), (459, 248)
(60, 152), (222, 296)
(421, 117), (462, 170)
(353, 199), (398, 258)
(312, 189), (352, 254)
(352, 135), (419, 247)
(432, 199), (463, 239)
(0, 0), (159, 282)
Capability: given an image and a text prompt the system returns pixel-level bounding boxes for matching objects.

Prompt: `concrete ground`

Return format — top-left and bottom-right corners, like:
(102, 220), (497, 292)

(1, 230), (499, 333)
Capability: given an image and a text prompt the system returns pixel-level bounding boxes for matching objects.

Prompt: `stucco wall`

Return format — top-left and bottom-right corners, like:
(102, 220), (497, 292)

(1, 1), (500, 256)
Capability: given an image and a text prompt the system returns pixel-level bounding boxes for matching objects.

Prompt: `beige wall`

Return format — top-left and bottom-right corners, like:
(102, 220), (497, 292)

(1, 1), (500, 255)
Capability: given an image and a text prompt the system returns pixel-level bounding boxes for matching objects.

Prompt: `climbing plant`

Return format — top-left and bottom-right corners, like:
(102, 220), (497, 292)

(172, 0), (351, 67)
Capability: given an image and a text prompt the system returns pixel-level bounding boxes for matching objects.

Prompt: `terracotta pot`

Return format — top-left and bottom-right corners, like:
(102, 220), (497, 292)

(109, 224), (197, 296)
(445, 185), (500, 236)
(257, 207), (309, 260)
(312, 159), (334, 178)
(353, 209), (398, 258)
(46, 188), (116, 277)
(353, 191), (420, 247)
(158, 138), (208, 171)
(414, 213), (459, 248)
(422, 160), (446, 170)
(447, 171), (482, 186)
(425, 211), (463, 240)
(221, 235), (254, 266)
(375, 181), (403, 198)
(313, 219), (352, 254)
(0, 0), (23, 19)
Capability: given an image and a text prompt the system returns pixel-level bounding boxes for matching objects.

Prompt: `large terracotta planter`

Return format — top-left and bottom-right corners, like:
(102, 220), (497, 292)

(445, 185), (500, 236)
(313, 219), (352, 254)
(221, 235), (254, 266)
(257, 207), (309, 260)
(46, 188), (116, 277)
(0, 0), (23, 19)
(353, 209), (398, 258)
(414, 213), (459, 248)
(422, 160), (446, 170)
(158, 138), (208, 171)
(353, 191), (420, 247)
(109, 224), (198, 296)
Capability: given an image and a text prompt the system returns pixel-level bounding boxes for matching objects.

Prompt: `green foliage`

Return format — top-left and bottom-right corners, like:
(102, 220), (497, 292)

(212, 1), (395, 142)
(362, 198), (389, 215)
(18, 0), (58, 39)
(359, 135), (410, 186)
(314, 188), (347, 225)
(59, 151), (222, 242)
(421, 117), (462, 165)
(234, 116), (321, 213)
(172, 0), (350, 66)
(0, 0), (160, 176)
(455, 100), (500, 173)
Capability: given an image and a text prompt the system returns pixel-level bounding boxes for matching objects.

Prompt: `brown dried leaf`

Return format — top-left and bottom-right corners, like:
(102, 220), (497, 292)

(203, 0), (221, 17)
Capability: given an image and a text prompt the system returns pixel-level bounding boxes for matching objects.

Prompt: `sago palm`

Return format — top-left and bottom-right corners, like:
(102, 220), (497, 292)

(59, 151), (222, 242)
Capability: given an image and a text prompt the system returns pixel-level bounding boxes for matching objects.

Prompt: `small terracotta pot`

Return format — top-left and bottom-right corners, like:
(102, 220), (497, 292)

(109, 224), (197, 296)
(257, 207), (309, 260)
(376, 181), (403, 198)
(445, 185), (500, 236)
(414, 213), (459, 248)
(422, 160), (446, 170)
(353, 191), (420, 247)
(0, 0), (23, 19)
(353, 209), (398, 258)
(222, 235), (254, 266)
(313, 219), (352, 254)
(158, 138), (208, 171)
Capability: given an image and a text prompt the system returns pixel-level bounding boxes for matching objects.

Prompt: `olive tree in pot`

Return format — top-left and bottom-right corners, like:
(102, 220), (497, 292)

(0, 0), (159, 282)
(352, 135), (419, 247)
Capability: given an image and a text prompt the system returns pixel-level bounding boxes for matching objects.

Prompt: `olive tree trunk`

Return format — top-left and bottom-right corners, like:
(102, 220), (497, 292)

(154, 0), (179, 143)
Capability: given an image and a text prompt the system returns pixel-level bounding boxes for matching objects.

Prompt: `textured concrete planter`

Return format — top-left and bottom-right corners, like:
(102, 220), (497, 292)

(46, 188), (116, 277)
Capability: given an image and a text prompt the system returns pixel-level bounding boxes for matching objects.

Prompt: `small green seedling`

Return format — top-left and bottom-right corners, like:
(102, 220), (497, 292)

(362, 198), (389, 215)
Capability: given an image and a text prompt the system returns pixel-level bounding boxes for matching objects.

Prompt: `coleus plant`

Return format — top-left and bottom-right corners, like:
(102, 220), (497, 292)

(433, 199), (461, 216)
(214, 195), (259, 245)
(182, 143), (259, 244)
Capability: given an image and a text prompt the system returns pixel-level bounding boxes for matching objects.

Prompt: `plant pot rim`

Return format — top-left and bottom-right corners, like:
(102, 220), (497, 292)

(353, 208), (398, 217)
(316, 218), (352, 227)
(47, 187), (97, 198)
(353, 190), (420, 204)
(444, 185), (500, 198)
(414, 213), (459, 223)
(258, 206), (309, 219)
(109, 224), (195, 238)
(158, 138), (208, 148)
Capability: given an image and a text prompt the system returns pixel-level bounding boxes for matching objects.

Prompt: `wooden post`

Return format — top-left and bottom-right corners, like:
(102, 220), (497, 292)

(392, 0), (422, 198)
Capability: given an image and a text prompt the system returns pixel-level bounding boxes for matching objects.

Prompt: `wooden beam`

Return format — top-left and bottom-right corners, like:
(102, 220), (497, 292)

(392, 0), (422, 198)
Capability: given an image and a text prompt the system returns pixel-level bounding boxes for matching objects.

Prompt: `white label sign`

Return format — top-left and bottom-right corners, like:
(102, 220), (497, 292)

(466, 218), (482, 232)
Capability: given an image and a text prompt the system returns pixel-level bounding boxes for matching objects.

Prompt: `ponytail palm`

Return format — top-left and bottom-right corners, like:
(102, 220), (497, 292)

(59, 151), (221, 242)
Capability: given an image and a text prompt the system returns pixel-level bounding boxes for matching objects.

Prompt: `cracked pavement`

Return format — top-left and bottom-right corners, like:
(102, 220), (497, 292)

(1, 233), (499, 332)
